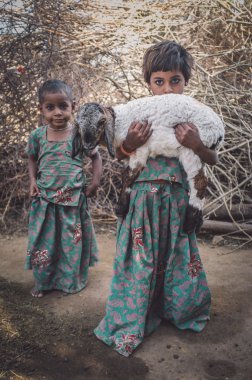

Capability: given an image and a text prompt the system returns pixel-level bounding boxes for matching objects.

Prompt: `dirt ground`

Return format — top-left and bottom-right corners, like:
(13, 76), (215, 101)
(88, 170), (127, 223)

(0, 230), (252, 380)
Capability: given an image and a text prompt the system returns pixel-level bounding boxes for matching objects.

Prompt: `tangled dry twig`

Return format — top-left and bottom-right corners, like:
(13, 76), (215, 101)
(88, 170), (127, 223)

(0, 0), (251, 241)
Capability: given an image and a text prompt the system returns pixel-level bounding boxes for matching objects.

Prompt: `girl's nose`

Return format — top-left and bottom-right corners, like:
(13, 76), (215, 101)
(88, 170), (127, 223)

(54, 107), (63, 114)
(163, 83), (173, 94)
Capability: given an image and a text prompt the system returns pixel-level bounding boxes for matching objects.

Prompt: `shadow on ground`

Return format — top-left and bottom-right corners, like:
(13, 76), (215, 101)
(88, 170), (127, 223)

(0, 278), (148, 380)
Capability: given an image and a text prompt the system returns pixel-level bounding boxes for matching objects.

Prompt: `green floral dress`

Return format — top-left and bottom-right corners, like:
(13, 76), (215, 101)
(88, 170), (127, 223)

(94, 156), (211, 357)
(25, 126), (99, 293)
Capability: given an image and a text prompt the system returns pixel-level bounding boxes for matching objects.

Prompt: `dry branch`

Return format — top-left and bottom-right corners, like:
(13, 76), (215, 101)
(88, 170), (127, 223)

(202, 220), (252, 235)
(0, 0), (251, 242)
(204, 203), (252, 221)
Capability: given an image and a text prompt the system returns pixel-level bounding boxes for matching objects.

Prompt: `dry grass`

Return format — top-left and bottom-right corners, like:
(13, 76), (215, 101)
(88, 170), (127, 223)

(0, 0), (251, 241)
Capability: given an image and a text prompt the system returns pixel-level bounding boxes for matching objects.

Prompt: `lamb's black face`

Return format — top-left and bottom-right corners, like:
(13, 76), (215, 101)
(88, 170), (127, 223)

(75, 103), (107, 155)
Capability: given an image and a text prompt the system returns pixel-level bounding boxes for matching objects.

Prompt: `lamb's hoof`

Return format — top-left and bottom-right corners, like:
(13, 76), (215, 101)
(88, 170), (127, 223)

(115, 192), (130, 217)
(183, 206), (203, 234)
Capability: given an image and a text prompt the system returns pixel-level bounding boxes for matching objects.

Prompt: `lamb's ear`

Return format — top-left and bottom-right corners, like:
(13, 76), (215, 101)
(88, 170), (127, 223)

(71, 127), (82, 158)
(104, 107), (115, 158)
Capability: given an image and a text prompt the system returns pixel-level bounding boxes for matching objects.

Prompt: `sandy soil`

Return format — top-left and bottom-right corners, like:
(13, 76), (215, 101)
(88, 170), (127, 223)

(0, 231), (252, 380)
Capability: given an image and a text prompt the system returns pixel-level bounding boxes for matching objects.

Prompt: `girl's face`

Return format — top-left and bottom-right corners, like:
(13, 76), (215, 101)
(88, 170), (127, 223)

(149, 70), (186, 96)
(39, 91), (74, 129)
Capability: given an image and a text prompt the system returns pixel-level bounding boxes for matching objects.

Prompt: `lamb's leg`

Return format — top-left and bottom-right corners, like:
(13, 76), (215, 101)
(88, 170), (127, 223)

(115, 166), (141, 217)
(184, 206), (203, 234)
(183, 168), (208, 234)
(179, 148), (208, 234)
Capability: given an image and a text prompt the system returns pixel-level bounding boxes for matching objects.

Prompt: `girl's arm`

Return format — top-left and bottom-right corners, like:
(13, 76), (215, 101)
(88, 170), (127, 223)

(85, 150), (102, 197)
(116, 121), (152, 160)
(28, 155), (40, 196)
(175, 123), (218, 166)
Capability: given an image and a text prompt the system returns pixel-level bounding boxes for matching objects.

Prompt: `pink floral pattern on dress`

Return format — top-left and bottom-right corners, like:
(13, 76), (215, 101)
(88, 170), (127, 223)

(188, 255), (202, 278)
(73, 223), (82, 244)
(28, 249), (49, 268)
(52, 186), (73, 204)
(114, 333), (139, 356)
(133, 227), (144, 249)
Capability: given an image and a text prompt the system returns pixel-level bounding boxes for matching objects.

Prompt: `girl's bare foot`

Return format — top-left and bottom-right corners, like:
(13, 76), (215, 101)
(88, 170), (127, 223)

(30, 287), (44, 298)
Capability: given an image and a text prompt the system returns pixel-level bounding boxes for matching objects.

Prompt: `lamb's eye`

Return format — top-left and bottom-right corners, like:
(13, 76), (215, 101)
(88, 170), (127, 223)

(98, 118), (106, 126)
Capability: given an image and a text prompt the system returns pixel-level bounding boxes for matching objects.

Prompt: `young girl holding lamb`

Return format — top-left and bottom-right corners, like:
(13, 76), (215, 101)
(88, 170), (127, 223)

(94, 41), (218, 356)
(26, 79), (102, 297)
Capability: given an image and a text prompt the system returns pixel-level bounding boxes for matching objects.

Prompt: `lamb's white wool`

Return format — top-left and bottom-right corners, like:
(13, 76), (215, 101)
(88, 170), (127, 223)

(75, 93), (225, 212)
(112, 93), (224, 209)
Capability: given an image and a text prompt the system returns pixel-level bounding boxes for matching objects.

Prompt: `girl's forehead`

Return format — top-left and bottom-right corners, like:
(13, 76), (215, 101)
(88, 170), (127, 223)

(151, 70), (184, 79)
(42, 91), (71, 103)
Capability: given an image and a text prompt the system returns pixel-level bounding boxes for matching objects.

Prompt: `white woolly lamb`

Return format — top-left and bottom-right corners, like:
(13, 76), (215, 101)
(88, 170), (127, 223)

(72, 93), (225, 233)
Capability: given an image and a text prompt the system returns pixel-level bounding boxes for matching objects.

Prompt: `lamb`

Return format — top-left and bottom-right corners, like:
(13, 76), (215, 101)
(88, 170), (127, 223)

(72, 93), (225, 233)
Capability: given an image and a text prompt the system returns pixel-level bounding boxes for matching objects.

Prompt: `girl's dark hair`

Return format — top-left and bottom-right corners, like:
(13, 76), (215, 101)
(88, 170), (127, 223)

(38, 79), (73, 104)
(143, 41), (194, 84)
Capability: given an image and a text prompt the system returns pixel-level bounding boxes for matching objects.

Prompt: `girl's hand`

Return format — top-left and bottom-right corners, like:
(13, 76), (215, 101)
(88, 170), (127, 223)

(174, 123), (203, 152)
(123, 120), (152, 152)
(30, 180), (40, 197)
(85, 182), (99, 197)
(175, 122), (218, 165)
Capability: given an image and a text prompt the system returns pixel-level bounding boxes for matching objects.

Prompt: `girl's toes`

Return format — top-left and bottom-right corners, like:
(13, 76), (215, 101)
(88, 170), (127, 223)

(30, 287), (44, 298)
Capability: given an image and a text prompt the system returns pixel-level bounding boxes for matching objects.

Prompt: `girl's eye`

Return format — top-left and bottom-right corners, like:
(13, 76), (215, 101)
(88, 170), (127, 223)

(46, 105), (54, 111)
(171, 77), (180, 85)
(155, 79), (164, 86)
(59, 104), (69, 110)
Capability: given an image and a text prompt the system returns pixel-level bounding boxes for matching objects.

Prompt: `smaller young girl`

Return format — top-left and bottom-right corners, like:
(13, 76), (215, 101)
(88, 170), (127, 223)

(26, 79), (102, 297)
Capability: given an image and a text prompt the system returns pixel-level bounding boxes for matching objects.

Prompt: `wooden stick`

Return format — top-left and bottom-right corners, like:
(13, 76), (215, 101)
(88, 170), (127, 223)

(201, 220), (252, 235)
(204, 203), (252, 221)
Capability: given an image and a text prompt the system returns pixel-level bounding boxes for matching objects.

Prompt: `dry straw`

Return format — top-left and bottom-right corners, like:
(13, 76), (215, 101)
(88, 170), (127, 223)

(0, 0), (251, 241)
